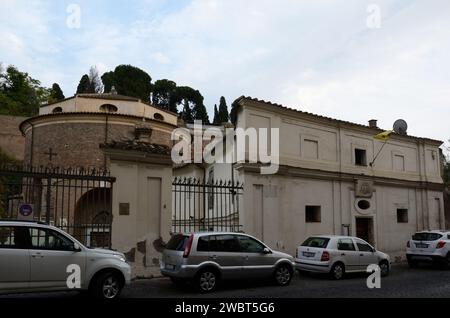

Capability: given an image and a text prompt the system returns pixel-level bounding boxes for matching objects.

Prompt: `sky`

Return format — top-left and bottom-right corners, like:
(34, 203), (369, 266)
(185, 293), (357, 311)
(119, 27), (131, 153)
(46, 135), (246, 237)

(1, 0), (449, 150)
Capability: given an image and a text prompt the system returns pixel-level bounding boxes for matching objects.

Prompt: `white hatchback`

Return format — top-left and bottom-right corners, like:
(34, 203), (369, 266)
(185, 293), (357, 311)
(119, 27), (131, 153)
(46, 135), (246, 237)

(0, 220), (131, 298)
(295, 235), (390, 280)
(406, 230), (450, 268)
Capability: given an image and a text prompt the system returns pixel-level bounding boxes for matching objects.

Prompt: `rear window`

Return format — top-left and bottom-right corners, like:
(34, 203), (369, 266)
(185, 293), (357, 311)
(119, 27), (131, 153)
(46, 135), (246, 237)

(412, 233), (443, 241)
(301, 237), (330, 249)
(165, 234), (189, 251)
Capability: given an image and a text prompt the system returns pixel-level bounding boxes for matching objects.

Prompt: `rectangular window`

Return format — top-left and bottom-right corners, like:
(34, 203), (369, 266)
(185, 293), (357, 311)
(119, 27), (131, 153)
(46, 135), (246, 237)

(337, 238), (356, 251)
(355, 148), (367, 166)
(303, 139), (319, 159)
(393, 154), (405, 171)
(305, 206), (321, 223)
(397, 209), (408, 223)
(209, 235), (240, 252)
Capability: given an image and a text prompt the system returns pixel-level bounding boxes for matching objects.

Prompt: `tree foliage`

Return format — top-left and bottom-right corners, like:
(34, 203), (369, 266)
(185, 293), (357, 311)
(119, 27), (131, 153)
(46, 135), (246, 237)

(0, 65), (49, 116)
(174, 86), (209, 124)
(217, 96), (229, 124)
(49, 83), (65, 103)
(102, 65), (152, 102)
(152, 79), (178, 112)
(230, 100), (239, 126)
(76, 66), (103, 94)
(212, 104), (219, 124)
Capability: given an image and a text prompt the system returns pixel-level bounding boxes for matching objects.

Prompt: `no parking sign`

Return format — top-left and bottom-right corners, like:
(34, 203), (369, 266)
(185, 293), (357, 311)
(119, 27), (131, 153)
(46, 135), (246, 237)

(18, 203), (34, 220)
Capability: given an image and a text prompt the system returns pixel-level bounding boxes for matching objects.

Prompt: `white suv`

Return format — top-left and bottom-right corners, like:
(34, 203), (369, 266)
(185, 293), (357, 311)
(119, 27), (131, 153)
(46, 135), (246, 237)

(295, 235), (390, 280)
(0, 220), (131, 298)
(406, 230), (450, 268)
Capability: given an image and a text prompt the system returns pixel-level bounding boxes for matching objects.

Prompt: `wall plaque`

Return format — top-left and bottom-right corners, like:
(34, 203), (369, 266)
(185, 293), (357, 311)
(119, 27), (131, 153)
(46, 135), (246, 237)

(119, 202), (130, 215)
(355, 179), (374, 198)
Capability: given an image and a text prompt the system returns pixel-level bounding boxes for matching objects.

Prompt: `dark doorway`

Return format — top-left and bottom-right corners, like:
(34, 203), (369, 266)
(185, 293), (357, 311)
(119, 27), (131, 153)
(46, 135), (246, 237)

(355, 217), (374, 245)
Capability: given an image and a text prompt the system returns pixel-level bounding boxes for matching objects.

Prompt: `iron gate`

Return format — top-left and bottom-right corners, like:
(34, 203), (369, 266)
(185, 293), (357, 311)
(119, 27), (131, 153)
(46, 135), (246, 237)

(0, 164), (115, 248)
(172, 177), (243, 233)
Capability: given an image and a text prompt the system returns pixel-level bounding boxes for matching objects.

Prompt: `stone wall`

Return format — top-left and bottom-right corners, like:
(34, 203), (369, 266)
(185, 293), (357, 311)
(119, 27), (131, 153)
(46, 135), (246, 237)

(23, 116), (173, 169)
(0, 115), (27, 161)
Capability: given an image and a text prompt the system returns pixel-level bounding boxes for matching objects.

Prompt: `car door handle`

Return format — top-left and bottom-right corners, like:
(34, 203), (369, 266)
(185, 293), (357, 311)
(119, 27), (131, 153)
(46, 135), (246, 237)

(243, 256), (249, 260)
(209, 255), (217, 260)
(31, 252), (44, 258)
(341, 253), (345, 256)
(360, 254), (364, 256)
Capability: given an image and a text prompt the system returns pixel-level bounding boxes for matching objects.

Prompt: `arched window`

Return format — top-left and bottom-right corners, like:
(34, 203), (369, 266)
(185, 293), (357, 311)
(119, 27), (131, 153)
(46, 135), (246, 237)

(153, 113), (164, 121)
(99, 104), (118, 113)
(52, 107), (63, 113)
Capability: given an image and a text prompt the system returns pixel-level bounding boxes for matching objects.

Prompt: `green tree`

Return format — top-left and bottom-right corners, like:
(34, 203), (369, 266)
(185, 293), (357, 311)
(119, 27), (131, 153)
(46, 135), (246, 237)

(212, 104), (219, 124)
(0, 147), (20, 218)
(76, 66), (104, 94)
(174, 86), (209, 124)
(49, 83), (65, 102)
(0, 65), (49, 116)
(152, 79), (178, 112)
(217, 96), (229, 123)
(102, 65), (152, 101)
(230, 100), (239, 126)
(76, 74), (92, 94)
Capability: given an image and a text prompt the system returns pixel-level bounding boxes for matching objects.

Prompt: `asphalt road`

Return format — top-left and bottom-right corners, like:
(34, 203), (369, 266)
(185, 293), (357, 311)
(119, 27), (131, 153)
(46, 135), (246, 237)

(2, 263), (450, 298)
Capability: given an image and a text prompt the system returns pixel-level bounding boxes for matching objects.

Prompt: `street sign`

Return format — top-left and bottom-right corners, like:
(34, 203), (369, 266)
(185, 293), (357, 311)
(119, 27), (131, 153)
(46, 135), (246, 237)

(18, 203), (34, 220)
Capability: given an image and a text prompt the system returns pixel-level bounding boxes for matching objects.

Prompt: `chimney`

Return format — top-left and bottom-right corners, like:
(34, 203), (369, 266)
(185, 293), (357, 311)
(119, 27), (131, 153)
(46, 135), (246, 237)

(368, 119), (378, 128)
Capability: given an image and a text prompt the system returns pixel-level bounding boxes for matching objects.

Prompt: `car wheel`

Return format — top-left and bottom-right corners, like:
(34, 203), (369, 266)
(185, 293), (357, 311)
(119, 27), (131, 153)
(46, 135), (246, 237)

(379, 261), (389, 277)
(274, 265), (292, 286)
(330, 263), (345, 280)
(91, 271), (123, 299)
(196, 269), (218, 293)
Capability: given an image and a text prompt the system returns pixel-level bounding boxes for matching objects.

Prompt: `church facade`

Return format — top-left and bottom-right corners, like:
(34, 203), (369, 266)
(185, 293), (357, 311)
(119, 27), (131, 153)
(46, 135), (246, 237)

(232, 97), (445, 261)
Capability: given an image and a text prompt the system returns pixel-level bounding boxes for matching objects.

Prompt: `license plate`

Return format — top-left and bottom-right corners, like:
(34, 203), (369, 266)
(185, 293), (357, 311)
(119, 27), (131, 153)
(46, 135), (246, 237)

(415, 243), (428, 248)
(165, 264), (175, 270)
(302, 252), (315, 257)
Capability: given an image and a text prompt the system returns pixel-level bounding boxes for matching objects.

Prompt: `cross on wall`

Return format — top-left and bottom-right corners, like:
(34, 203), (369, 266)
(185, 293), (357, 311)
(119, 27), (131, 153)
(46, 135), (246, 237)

(44, 148), (58, 161)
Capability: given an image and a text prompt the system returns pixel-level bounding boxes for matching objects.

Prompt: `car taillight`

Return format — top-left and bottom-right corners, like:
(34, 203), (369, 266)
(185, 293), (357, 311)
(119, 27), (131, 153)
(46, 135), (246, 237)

(436, 241), (446, 249)
(183, 234), (194, 258)
(407, 241), (410, 248)
(321, 251), (330, 262)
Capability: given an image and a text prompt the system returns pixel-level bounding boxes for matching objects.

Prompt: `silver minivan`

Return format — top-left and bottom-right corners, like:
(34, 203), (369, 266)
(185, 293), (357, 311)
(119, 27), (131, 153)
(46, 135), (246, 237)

(161, 232), (295, 292)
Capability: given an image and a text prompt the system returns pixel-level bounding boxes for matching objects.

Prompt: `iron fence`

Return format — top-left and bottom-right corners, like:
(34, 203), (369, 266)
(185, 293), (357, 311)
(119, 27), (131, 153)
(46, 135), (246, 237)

(172, 177), (243, 233)
(0, 164), (115, 248)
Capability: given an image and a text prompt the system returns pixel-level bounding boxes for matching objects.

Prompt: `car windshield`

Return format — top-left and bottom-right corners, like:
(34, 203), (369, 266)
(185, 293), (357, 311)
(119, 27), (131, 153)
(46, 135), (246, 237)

(165, 234), (189, 251)
(301, 237), (330, 248)
(412, 232), (442, 241)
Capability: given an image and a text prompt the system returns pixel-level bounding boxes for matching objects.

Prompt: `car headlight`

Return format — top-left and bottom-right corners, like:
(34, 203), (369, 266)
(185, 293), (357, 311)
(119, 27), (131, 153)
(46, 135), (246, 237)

(114, 255), (127, 263)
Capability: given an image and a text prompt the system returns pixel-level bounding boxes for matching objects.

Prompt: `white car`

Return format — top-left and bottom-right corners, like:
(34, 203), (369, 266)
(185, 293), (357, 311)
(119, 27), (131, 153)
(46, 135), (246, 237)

(406, 230), (450, 268)
(0, 220), (131, 298)
(295, 235), (390, 280)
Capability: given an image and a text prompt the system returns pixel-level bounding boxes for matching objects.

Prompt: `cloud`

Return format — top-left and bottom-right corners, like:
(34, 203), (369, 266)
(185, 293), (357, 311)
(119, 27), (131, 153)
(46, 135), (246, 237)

(1, 0), (449, 148)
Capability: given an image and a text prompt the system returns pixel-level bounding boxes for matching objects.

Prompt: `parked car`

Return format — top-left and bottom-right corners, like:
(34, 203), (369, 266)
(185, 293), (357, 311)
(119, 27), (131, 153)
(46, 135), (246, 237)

(161, 232), (295, 292)
(0, 220), (131, 298)
(406, 230), (450, 268)
(295, 235), (390, 280)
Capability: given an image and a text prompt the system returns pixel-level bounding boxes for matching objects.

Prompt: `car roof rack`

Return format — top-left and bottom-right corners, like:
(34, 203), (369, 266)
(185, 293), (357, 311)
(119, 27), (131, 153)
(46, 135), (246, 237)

(0, 219), (48, 225)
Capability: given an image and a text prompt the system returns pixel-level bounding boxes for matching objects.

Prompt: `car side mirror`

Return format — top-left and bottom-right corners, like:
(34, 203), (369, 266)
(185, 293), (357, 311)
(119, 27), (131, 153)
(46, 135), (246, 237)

(263, 247), (271, 254)
(73, 243), (82, 252)
(371, 247), (376, 253)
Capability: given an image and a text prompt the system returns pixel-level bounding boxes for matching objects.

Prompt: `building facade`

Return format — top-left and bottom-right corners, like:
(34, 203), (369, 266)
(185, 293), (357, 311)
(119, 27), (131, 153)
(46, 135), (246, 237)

(16, 93), (178, 277)
(233, 97), (444, 261)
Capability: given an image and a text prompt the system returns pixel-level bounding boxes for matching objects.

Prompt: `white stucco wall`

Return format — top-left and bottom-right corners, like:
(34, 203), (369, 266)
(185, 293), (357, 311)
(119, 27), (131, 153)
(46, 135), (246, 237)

(110, 160), (173, 278)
